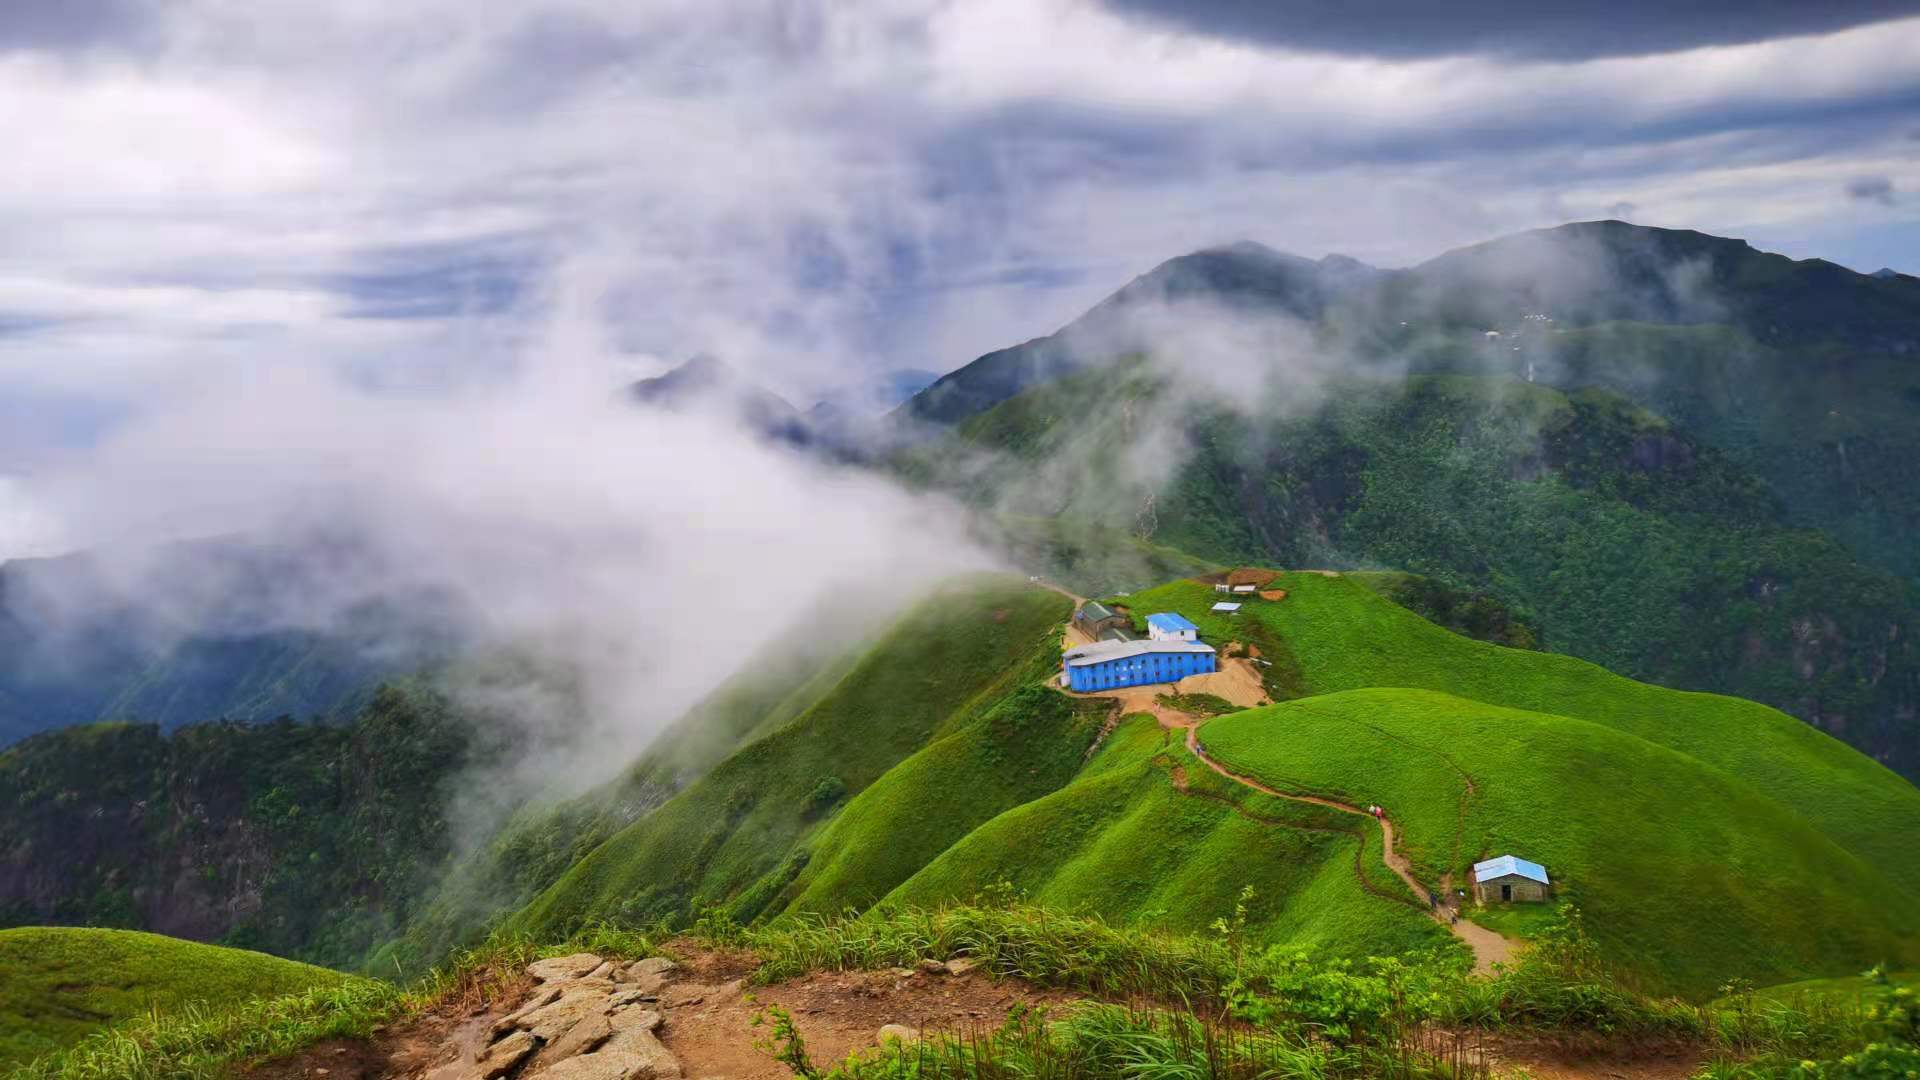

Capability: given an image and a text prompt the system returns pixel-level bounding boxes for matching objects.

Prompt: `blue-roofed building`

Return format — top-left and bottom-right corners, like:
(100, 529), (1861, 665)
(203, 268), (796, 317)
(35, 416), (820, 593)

(1145, 612), (1199, 642)
(1060, 638), (1217, 692)
(1471, 855), (1551, 904)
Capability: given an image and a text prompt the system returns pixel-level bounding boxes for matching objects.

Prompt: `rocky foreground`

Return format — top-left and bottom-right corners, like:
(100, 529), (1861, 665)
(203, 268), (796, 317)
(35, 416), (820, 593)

(420, 953), (691, 1080)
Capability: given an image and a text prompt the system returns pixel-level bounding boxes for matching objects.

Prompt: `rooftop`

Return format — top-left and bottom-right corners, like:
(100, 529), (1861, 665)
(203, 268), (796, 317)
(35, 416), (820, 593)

(1078, 600), (1118, 622)
(1062, 639), (1216, 667)
(1473, 855), (1549, 885)
(1146, 612), (1199, 633)
(1211, 602), (1242, 612)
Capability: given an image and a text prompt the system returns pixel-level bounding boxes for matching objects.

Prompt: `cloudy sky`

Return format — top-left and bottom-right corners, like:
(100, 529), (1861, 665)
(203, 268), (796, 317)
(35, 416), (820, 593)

(1, 0), (1917, 464)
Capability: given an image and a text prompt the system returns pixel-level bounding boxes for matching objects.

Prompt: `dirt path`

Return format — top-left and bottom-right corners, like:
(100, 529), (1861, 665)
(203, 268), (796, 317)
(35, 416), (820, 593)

(1082, 680), (1515, 975)
(1176, 722), (1514, 974)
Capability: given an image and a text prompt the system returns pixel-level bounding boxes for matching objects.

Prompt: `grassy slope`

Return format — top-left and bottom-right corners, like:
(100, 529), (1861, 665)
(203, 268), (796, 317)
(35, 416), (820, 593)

(509, 577), (1071, 936)
(1121, 573), (1920, 901)
(775, 685), (1113, 917)
(1199, 689), (1920, 996)
(370, 639), (851, 975)
(0, 927), (356, 1068)
(887, 715), (1449, 961)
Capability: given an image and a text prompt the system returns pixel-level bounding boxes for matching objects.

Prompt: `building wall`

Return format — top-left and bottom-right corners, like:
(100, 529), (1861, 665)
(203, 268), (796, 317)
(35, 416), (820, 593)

(1065, 650), (1217, 691)
(1473, 875), (1550, 904)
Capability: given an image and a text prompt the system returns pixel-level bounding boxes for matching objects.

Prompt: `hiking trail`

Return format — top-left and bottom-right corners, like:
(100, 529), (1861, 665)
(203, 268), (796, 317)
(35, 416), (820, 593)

(1077, 678), (1517, 975)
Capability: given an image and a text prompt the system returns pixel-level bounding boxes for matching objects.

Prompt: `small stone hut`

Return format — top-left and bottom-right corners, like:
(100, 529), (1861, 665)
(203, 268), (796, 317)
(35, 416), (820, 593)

(1472, 855), (1551, 904)
(1072, 600), (1128, 639)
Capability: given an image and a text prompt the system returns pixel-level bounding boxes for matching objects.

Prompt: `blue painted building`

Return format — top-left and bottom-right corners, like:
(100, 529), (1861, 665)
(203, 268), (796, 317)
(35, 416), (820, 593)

(1145, 612), (1199, 641)
(1062, 612), (1217, 692)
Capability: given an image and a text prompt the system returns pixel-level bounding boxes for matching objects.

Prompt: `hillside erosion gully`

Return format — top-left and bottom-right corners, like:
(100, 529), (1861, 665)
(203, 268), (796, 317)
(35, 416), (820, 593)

(1057, 632), (1515, 974)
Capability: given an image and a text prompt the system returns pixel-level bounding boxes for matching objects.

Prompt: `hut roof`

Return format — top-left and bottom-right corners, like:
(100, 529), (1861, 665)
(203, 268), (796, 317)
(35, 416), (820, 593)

(1211, 602), (1242, 612)
(1473, 855), (1549, 885)
(1147, 612), (1199, 634)
(1078, 600), (1118, 622)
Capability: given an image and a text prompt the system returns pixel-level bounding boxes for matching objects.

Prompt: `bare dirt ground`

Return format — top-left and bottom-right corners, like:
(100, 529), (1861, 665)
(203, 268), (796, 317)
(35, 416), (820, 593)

(247, 944), (1701, 1080)
(248, 946), (1079, 1080)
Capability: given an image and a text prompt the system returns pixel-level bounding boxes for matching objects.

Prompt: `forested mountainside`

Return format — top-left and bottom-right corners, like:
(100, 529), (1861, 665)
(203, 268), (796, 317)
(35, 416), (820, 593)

(0, 686), (487, 969)
(0, 544), (455, 749)
(898, 221), (1920, 776)
(903, 370), (1919, 777)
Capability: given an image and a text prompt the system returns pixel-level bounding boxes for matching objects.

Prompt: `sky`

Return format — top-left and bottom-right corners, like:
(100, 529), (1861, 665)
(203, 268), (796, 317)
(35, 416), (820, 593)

(0, 0), (1917, 460)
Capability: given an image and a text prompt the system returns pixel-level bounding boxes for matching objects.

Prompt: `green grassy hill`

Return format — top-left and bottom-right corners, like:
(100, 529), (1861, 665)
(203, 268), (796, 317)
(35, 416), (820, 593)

(885, 713), (1448, 960)
(1119, 573), (1920, 907)
(773, 685), (1114, 917)
(510, 576), (1073, 937)
(0, 927), (357, 1068)
(493, 569), (1918, 1000)
(1198, 689), (1920, 996)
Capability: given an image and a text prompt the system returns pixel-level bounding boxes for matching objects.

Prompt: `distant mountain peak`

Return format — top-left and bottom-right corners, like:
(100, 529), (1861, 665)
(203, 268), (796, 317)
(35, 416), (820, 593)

(629, 355), (812, 446)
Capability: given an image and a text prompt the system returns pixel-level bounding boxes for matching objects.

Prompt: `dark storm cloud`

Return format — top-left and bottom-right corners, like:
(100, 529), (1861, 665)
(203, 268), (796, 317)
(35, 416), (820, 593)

(1100, 0), (1918, 60)
(1847, 175), (1898, 206)
(0, 0), (151, 52)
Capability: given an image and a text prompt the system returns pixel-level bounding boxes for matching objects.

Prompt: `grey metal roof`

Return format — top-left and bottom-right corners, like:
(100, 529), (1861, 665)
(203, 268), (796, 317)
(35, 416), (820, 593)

(1062, 639), (1216, 668)
(1077, 600), (1118, 622)
(1472, 855), (1549, 885)
(1211, 602), (1242, 612)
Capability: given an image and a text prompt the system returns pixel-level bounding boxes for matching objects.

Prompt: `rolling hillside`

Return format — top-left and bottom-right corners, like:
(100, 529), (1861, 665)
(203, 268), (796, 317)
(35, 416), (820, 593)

(0, 927), (356, 1069)
(1120, 573), (1920, 904)
(500, 571), (1919, 999)
(1199, 689), (1917, 996)
(511, 576), (1074, 936)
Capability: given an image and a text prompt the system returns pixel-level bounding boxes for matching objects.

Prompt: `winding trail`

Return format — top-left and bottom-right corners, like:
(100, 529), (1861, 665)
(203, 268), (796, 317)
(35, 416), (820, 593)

(1037, 580), (1516, 973)
(1176, 719), (1514, 974)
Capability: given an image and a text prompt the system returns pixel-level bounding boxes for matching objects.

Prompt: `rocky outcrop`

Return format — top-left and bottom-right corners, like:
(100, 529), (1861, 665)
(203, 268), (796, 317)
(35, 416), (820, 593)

(428, 953), (684, 1080)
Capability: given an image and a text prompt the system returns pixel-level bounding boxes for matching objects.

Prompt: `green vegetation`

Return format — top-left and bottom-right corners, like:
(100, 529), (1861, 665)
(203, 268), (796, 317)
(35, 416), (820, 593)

(917, 360), (1920, 779)
(735, 901), (1905, 1080)
(1740, 969), (1920, 1007)
(0, 927), (357, 1069)
(511, 577), (1073, 936)
(9, 923), (662, 1080)
(380, 636), (851, 974)
(1198, 689), (1920, 995)
(886, 716), (1444, 959)
(776, 686), (1112, 917)
(1154, 691), (1239, 717)
(0, 685), (487, 968)
(1122, 572), (1920, 905)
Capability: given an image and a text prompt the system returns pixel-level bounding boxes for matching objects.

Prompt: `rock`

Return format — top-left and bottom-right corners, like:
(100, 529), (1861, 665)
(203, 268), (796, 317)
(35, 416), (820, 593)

(877, 1024), (919, 1045)
(471, 1030), (538, 1079)
(606, 988), (659, 1009)
(520, 989), (617, 1042)
(529, 954), (608, 982)
(945, 956), (979, 977)
(545, 1014), (614, 1062)
(623, 957), (677, 982)
(608, 1008), (664, 1034)
(917, 958), (948, 975)
(586, 960), (617, 981)
(492, 985), (564, 1037)
(531, 1029), (682, 1080)
(618, 957), (678, 994)
(887, 967), (916, 979)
